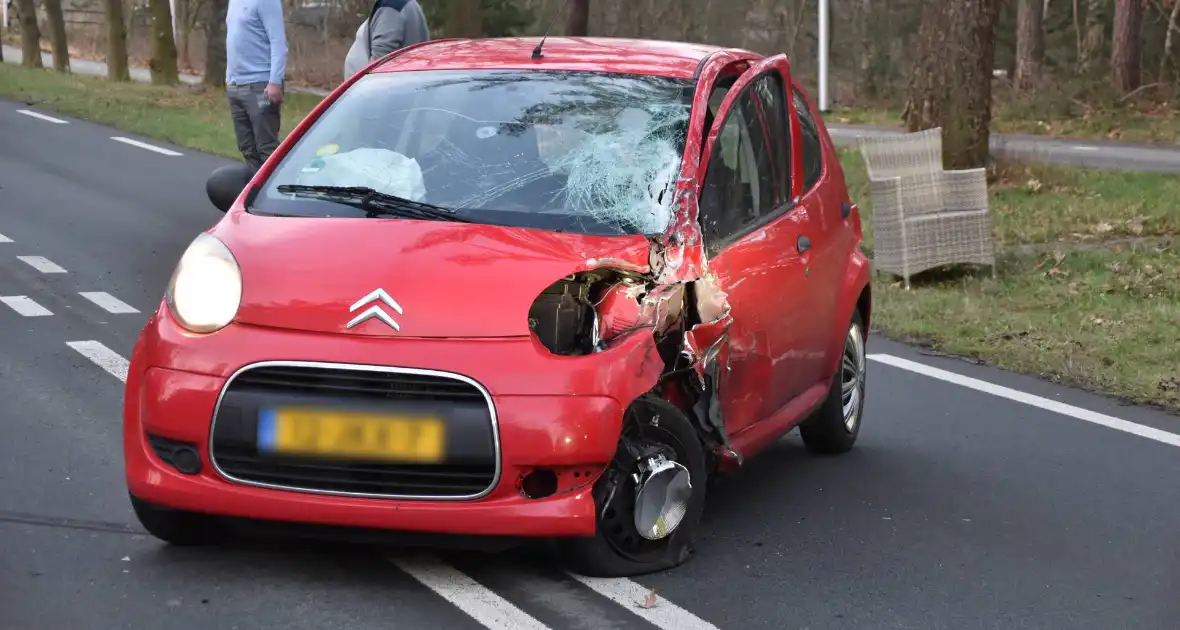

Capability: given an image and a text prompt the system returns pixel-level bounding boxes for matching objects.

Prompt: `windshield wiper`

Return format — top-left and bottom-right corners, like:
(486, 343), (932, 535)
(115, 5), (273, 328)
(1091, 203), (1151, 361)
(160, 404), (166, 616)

(275, 184), (471, 222)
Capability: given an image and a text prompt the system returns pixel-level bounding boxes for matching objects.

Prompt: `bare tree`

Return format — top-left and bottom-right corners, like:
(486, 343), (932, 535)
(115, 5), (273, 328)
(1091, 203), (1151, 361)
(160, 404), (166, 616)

(902, 0), (1003, 169)
(1014, 0), (1044, 89)
(1078, 0), (1106, 74)
(15, 0), (42, 68)
(446, 0), (483, 38)
(104, 0), (131, 80)
(204, 0), (229, 86)
(566, 0), (589, 35)
(1162, 0), (1180, 81)
(43, 0), (71, 72)
(149, 0), (180, 85)
(1110, 0), (1142, 92)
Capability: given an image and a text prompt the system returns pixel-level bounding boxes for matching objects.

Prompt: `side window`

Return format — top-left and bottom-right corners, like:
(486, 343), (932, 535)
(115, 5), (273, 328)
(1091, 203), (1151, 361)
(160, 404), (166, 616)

(698, 82), (775, 251)
(792, 88), (823, 192)
(752, 73), (792, 204)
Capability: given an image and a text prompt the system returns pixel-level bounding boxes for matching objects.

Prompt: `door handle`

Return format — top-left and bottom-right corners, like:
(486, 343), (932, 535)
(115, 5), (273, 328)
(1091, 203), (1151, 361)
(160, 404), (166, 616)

(841, 201), (852, 219)
(797, 234), (812, 253)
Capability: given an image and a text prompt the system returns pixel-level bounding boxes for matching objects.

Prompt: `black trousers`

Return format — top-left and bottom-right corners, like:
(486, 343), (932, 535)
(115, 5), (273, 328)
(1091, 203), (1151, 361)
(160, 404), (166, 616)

(227, 82), (282, 171)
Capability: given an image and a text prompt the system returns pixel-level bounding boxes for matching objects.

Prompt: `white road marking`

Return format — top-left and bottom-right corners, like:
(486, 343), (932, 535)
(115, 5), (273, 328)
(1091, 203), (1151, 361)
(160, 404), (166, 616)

(17, 255), (67, 273)
(111, 136), (183, 156)
(17, 109), (68, 124)
(66, 340), (129, 382)
(391, 555), (552, 630)
(868, 353), (1180, 448)
(567, 573), (721, 630)
(1071, 145), (1100, 151)
(79, 291), (139, 314)
(1, 296), (52, 317)
(0, 233), (12, 243)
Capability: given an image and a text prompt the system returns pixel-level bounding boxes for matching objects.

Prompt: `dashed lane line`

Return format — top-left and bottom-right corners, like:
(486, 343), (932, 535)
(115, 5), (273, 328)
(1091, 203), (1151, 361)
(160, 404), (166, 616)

(17, 255), (67, 274)
(568, 573), (722, 630)
(66, 340), (129, 382)
(79, 291), (140, 314)
(16, 109), (68, 124)
(110, 136), (183, 157)
(392, 555), (553, 630)
(868, 353), (1180, 449)
(1, 296), (52, 317)
(0, 233), (12, 243)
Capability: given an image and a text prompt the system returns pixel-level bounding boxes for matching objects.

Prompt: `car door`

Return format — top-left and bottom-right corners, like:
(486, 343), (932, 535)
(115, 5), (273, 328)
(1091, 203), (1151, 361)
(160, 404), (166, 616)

(788, 85), (843, 385)
(693, 55), (815, 436)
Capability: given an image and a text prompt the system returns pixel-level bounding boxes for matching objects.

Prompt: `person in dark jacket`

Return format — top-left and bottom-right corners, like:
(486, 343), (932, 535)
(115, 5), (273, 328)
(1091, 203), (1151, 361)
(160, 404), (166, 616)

(343, 0), (430, 79)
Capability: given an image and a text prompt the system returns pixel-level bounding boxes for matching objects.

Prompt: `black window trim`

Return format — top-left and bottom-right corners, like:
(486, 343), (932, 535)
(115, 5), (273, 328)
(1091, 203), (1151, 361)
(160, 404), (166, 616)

(697, 67), (801, 255)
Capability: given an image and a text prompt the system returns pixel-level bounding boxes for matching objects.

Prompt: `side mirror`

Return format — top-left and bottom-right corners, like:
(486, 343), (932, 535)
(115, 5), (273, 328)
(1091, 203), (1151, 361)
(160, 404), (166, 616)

(206, 163), (256, 213)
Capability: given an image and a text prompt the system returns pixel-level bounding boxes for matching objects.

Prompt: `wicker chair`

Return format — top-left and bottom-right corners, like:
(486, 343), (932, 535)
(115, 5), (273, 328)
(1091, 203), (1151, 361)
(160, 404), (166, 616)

(857, 127), (996, 288)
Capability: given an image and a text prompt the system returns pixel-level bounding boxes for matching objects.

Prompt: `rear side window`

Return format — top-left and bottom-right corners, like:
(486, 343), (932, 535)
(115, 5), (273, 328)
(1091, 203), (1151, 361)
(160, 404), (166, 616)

(792, 88), (823, 192)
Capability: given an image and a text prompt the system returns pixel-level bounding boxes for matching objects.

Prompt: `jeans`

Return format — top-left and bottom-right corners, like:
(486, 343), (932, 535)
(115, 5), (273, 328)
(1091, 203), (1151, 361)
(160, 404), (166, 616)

(227, 82), (282, 171)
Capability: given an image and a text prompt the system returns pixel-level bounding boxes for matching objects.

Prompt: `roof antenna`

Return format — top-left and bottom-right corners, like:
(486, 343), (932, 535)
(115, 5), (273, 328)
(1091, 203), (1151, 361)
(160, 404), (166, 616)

(532, 0), (573, 60)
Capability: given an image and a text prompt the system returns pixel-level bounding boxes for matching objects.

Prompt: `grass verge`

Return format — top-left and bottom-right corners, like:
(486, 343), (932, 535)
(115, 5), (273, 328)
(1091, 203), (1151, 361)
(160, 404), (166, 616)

(3, 63), (1177, 412)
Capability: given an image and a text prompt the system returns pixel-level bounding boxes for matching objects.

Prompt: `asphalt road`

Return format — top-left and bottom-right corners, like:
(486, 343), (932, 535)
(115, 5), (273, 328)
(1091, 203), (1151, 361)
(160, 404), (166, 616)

(6, 44), (1180, 175)
(3, 100), (1180, 630)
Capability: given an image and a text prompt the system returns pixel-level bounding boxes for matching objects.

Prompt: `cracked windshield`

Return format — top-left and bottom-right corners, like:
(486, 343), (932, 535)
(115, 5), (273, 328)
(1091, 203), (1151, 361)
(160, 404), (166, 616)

(254, 69), (694, 236)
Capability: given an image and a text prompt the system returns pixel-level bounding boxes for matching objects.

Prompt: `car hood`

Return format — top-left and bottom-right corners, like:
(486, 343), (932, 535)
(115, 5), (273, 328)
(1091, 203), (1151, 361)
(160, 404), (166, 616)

(211, 213), (654, 338)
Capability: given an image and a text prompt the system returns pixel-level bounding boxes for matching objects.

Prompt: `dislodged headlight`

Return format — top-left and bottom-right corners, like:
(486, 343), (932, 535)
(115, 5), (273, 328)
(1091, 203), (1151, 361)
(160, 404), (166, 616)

(165, 232), (242, 333)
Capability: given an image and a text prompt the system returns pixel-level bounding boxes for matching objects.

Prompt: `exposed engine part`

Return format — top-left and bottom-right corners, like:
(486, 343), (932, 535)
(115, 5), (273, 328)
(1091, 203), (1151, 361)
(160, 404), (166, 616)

(632, 454), (692, 540)
(528, 268), (648, 355)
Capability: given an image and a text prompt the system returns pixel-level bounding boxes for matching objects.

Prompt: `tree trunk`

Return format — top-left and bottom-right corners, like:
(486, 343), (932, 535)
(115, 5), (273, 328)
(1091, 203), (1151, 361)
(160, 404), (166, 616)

(148, 0), (180, 85)
(1161, 0), (1180, 81)
(1014, 0), (1044, 89)
(43, 0), (70, 72)
(566, 0), (589, 36)
(1078, 0), (1106, 74)
(104, 0), (131, 80)
(445, 0), (483, 38)
(16, 0), (42, 68)
(901, 0), (1002, 170)
(1110, 0), (1142, 92)
(204, 0), (229, 86)
(176, 0), (191, 71)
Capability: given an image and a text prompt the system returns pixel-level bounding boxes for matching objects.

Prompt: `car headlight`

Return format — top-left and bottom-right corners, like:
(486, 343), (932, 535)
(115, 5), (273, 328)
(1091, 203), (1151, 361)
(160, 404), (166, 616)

(165, 232), (242, 333)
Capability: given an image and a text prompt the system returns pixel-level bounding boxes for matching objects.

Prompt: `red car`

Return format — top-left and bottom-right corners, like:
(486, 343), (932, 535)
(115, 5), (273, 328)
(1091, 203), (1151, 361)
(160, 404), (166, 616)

(125, 36), (872, 577)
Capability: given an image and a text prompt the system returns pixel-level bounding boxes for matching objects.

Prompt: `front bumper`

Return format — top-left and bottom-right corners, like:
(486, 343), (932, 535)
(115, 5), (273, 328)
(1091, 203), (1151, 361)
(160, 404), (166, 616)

(123, 308), (665, 537)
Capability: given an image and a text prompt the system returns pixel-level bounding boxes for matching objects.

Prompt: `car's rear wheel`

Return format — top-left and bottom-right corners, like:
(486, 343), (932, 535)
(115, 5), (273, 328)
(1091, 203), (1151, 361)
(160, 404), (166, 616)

(561, 396), (708, 578)
(130, 494), (225, 546)
(799, 310), (867, 455)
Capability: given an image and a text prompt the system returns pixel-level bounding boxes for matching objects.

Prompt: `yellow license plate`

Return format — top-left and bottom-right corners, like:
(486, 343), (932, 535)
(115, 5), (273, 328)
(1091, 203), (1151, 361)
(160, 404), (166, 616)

(257, 407), (446, 463)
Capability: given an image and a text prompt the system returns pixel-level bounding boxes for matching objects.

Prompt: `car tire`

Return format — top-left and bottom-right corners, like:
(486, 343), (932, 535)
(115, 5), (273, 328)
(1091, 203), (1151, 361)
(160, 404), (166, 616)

(561, 396), (708, 578)
(799, 309), (867, 455)
(130, 494), (224, 546)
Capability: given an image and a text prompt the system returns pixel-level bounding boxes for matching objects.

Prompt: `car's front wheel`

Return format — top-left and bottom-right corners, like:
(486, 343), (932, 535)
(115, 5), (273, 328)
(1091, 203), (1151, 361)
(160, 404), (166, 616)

(561, 396), (708, 578)
(130, 494), (225, 546)
(799, 309), (867, 455)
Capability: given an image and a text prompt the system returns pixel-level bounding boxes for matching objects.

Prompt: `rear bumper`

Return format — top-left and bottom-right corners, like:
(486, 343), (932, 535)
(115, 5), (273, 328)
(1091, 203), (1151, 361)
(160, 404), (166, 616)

(123, 308), (665, 537)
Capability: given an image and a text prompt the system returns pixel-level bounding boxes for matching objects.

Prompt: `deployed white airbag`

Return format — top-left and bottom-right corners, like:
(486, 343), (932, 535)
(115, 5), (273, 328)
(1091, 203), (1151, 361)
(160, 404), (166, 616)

(295, 148), (427, 202)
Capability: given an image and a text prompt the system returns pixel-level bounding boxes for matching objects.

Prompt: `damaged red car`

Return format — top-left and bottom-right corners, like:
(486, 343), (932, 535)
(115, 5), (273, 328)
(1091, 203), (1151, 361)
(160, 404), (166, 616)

(124, 36), (872, 577)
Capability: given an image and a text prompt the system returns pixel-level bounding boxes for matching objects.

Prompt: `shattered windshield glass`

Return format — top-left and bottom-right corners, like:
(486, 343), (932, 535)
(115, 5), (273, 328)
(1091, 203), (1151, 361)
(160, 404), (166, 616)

(251, 69), (695, 236)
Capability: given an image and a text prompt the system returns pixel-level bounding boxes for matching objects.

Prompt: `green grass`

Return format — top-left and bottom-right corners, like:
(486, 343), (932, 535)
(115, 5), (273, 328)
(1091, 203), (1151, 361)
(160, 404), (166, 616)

(3, 63), (1177, 411)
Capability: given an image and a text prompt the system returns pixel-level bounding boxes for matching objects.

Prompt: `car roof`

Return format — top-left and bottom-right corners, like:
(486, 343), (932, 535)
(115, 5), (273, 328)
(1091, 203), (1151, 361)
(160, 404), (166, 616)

(372, 37), (762, 80)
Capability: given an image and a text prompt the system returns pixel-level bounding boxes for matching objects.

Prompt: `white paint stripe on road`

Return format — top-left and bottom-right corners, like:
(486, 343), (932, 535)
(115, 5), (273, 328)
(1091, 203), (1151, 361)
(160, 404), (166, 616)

(66, 340), (129, 382)
(17, 255), (67, 273)
(1071, 145), (1100, 151)
(17, 109), (68, 124)
(111, 136), (183, 156)
(567, 573), (721, 630)
(391, 555), (552, 630)
(0, 233), (12, 243)
(1, 296), (53, 317)
(79, 291), (139, 314)
(868, 353), (1180, 448)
